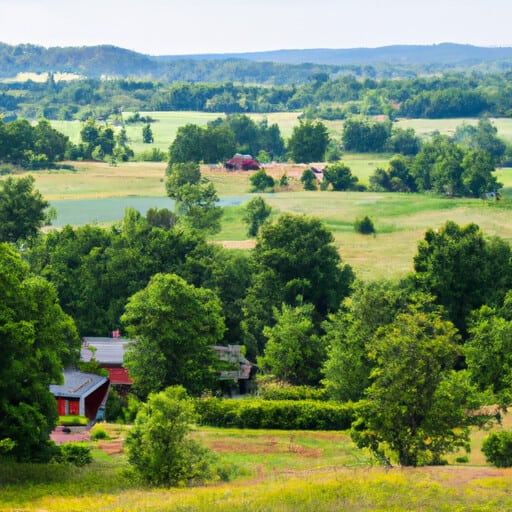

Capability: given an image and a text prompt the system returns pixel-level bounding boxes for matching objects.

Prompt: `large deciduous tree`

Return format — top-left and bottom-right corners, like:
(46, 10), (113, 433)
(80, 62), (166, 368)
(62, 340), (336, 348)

(287, 120), (329, 163)
(351, 309), (484, 467)
(0, 243), (80, 461)
(0, 175), (50, 245)
(122, 273), (225, 397)
(243, 214), (354, 357)
(413, 221), (512, 337)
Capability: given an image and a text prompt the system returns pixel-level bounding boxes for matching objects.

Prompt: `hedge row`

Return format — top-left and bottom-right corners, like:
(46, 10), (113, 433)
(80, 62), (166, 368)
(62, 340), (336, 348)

(195, 398), (354, 430)
(257, 383), (329, 401)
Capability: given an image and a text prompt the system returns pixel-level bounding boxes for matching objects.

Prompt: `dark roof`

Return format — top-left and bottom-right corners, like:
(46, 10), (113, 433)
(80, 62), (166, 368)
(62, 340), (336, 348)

(81, 337), (133, 365)
(50, 370), (108, 399)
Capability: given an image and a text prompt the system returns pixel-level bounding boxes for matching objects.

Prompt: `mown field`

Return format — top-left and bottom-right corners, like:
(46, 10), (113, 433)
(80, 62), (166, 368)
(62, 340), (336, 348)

(1, 418), (512, 511)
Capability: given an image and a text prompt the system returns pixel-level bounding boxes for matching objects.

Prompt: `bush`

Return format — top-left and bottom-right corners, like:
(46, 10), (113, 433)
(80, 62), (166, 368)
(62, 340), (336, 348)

(195, 397), (355, 430)
(55, 442), (93, 467)
(90, 425), (109, 440)
(354, 216), (376, 235)
(482, 431), (512, 467)
(125, 386), (218, 487)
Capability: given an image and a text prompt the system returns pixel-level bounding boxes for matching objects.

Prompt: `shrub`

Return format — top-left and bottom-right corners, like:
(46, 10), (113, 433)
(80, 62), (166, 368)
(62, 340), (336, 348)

(125, 386), (218, 487)
(55, 442), (93, 467)
(195, 397), (355, 430)
(482, 431), (512, 467)
(59, 415), (88, 426)
(90, 425), (109, 440)
(354, 216), (376, 235)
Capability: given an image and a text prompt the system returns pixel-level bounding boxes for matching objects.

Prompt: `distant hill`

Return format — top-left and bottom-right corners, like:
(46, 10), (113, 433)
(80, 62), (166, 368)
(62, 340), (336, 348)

(159, 43), (512, 66)
(2, 42), (512, 84)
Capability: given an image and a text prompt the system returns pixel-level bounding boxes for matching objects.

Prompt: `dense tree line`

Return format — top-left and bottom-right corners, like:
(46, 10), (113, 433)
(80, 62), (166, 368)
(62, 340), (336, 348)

(3, 71), (512, 122)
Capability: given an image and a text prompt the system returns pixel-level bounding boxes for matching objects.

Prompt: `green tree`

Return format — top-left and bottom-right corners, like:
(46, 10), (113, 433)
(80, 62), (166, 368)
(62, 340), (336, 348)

(287, 120), (329, 163)
(414, 221), (512, 337)
(0, 175), (50, 245)
(125, 386), (216, 486)
(323, 162), (359, 191)
(322, 279), (410, 402)
(0, 243), (80, 461)
(300, 168), (317, 190)
(242, 196), (272, 237)
(351, 309), (483, 467)
(259, 302), (323, 385)
(122, 273), (225, 397)
(354, 215), (375, 235)
(166, 162), (223, 233)
(342, 117), (391, 153)
(461, 149), (501, 198)
(465, 301), (512, 402)
(168, 124), (204, 164)
(243, 214), (354, 356)
(249, 169), (275, 192)
(142, 123), (153, 143)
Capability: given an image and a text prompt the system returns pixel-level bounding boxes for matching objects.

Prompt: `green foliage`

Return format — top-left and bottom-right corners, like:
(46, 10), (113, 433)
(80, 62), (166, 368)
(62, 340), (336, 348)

(354, 215), (375, 235)
(249, 169), (275, 192)
(54, 442), (93, 467)
(0, 175), (50, 245)
(300, 169), (318, 190)
(323, 162), (359, 191)
(166, 161), (223, 233)
(195, 397), (355, 430)
(0, 243), (81, 462)
(243, 214), (354, 357)
(259, 303), (324, 385)
(90, 425), (109, 440)
(482, 431), (512, 467)
(59, 415), (88, 426)
(465, 300), (512, 401)
(242, 196), (272, 237)
(125, 386), (217, 487)
(350, 309), (484, 467)
(414, 221), (512, 337)
(122, 273), (225, 397)
(342, 117), (391, 152)
(287, 120), (329, 163)
(257, 382), (329, 401)
(142, 123), (153, 143)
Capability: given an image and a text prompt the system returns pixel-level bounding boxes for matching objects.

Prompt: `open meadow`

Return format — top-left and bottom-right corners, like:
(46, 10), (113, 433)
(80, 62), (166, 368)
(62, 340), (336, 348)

(1, 417), (512, 511)
(14, 156), (512, 280)
(51, 112), (512, 156)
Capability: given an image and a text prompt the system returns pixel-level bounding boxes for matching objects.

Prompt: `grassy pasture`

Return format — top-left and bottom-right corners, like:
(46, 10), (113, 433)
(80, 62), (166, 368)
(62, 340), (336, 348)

(7, 159), (512, 280)
(2, 420), (512, 511)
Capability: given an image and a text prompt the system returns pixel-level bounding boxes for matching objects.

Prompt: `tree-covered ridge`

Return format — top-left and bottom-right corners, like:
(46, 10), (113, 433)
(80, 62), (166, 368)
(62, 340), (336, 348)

(3, 68), (512, 122)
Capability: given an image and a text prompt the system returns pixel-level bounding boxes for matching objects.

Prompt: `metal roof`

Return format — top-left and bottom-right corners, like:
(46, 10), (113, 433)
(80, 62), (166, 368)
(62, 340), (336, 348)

(50, 370), (108, 399)
(81, 337), (133, 365)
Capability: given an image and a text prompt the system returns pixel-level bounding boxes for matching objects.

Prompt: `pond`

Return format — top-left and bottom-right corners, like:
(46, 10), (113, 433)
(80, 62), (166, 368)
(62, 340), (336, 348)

(49, 196), (250, 227)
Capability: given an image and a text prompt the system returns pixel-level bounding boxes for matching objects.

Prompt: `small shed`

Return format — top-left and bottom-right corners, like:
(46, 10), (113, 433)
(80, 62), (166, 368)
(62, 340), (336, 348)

(50, 370), (110, 421)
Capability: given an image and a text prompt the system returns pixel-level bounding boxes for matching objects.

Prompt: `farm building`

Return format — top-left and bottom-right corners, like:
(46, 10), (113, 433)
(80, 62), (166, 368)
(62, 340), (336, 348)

(81, 336), (134, 386)
(225, 153), (260, 171)
(50, 370), (110, 422)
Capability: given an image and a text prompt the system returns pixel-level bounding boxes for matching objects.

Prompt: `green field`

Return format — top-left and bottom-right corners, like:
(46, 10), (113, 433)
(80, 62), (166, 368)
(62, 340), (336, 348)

(9, 158), (512, 280)
(1, 420), (512, 512)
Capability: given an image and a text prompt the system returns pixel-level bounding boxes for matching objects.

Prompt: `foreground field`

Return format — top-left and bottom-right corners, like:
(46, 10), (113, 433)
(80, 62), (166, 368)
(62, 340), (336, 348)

(1, 424), (512, 511)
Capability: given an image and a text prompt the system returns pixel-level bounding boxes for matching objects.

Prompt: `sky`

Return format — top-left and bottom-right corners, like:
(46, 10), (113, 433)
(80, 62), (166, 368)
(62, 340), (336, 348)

(1, 0), (512, 56)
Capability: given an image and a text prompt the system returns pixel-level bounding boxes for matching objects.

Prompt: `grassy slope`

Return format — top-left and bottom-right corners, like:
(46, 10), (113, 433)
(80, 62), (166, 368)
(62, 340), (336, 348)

(2, 420), (512, 511)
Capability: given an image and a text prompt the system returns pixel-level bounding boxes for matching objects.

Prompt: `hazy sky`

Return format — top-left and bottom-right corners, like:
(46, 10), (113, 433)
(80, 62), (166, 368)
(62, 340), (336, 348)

(1, 0), (511, 55)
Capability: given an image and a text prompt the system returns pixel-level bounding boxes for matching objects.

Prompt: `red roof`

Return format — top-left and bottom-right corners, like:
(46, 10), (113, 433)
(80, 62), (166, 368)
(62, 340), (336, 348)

(105, 367), (133, 385)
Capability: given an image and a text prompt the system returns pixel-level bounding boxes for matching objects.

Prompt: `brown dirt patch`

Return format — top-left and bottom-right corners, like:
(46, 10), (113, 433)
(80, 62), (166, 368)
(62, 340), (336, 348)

(97, 440), (124, 454)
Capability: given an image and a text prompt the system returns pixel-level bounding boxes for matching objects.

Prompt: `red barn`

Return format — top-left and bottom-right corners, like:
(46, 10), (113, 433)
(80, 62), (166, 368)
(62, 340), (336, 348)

(225, 154), (260, 171)
(50, 370), (110, 422)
